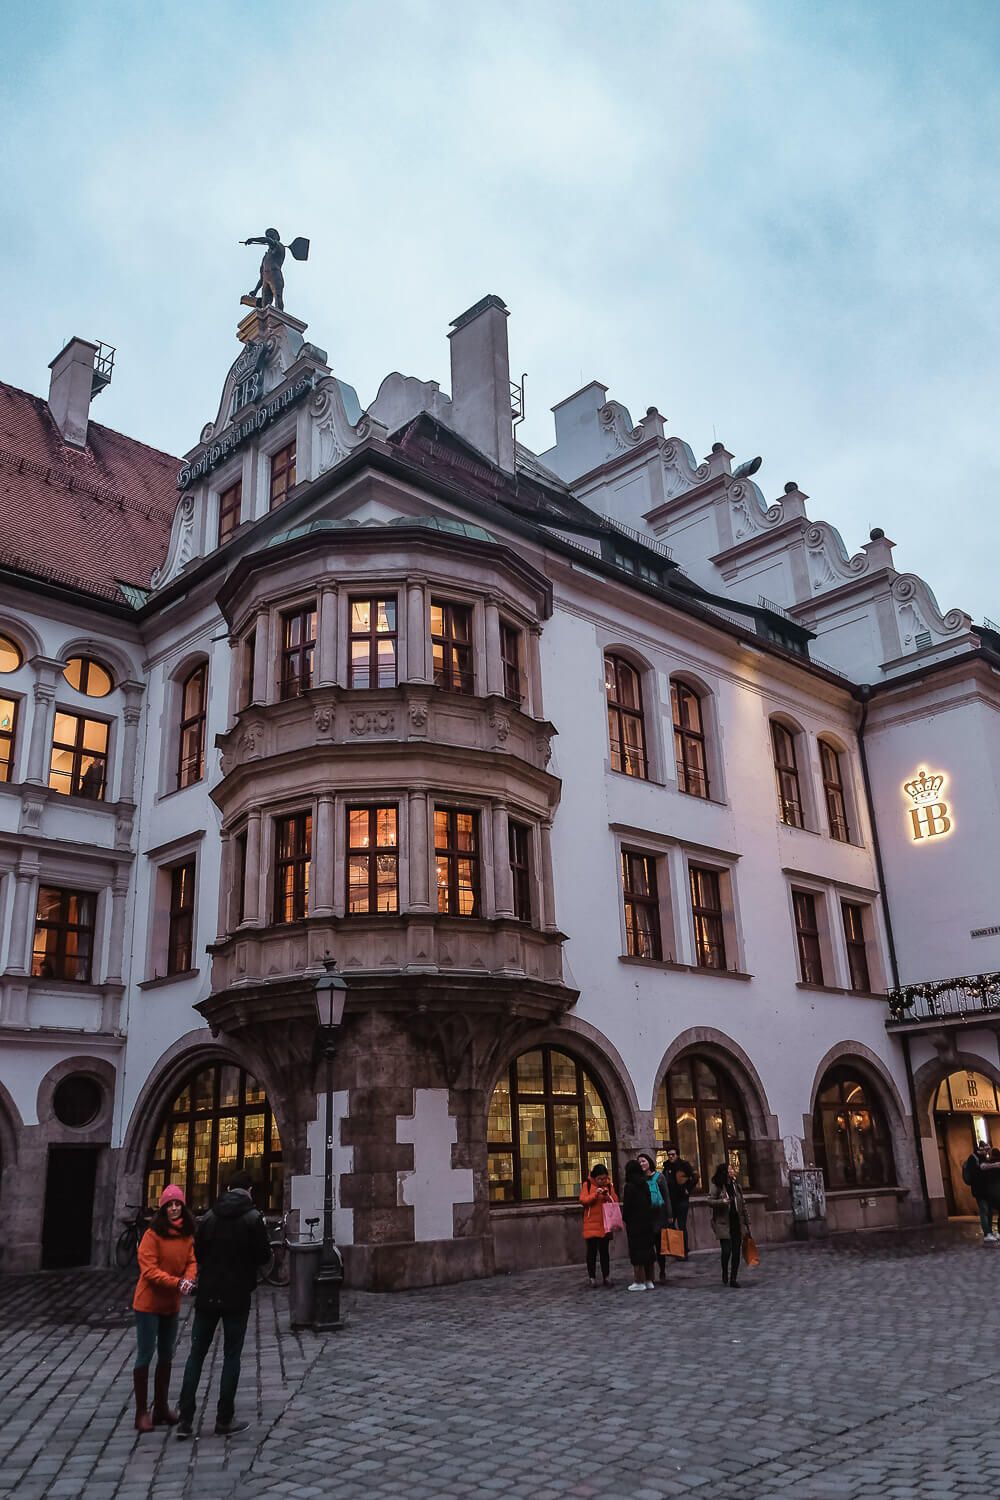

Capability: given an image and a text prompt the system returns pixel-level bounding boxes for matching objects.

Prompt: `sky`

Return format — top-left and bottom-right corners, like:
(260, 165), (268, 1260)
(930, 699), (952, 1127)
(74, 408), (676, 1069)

(3, 0), (999, 621)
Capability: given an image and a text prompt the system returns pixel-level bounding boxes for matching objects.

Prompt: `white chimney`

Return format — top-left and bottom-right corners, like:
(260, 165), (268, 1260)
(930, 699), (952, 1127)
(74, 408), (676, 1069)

(48, 338), (101, 448)
(447, 295), (515, 471)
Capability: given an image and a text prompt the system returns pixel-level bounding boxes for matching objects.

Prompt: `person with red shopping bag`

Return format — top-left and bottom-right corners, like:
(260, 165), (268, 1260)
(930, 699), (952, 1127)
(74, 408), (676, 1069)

(579, 1163), (620, 1288)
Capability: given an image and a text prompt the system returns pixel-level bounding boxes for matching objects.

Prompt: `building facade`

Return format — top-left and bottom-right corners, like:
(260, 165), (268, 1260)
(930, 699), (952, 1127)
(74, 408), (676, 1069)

(1, 294), (997, 1286)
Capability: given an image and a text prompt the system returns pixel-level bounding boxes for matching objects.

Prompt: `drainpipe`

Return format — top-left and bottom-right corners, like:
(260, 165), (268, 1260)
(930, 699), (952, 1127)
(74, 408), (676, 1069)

(857, 686), (931, 1222)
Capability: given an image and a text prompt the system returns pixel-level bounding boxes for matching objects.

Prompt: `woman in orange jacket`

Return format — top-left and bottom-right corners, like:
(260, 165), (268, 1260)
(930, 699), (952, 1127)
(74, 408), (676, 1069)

(579, 1163), (619, 1288)
(132, 1185), (197, 1432)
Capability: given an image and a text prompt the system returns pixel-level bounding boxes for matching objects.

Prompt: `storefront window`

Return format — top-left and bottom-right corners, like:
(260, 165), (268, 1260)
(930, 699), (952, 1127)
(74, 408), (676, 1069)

(144, 1063), (283, 1212)
(812, 1067), (895, 1189)
(487, 1048), (613, 1204)
(653, 1055), (750, 1189)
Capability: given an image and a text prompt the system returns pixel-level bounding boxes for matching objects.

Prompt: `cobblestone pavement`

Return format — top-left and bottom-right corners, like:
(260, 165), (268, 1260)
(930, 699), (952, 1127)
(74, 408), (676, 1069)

(3, 1223), (999, 1499)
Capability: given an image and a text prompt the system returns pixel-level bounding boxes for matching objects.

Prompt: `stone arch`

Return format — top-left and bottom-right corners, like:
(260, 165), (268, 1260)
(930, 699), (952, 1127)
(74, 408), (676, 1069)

(0, 615), (43, 663)
(808, 1042), (920, 1206)
(912, 1048), (1000, 1141)
(0, 1082), (24, 1271)
(52, 635), (140, 688)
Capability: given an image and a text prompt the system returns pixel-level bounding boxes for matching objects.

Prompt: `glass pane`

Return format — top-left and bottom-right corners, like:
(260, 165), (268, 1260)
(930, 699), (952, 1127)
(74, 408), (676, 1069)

(550, 1051), (577, 1096)
(653, 1083), (670, 1147)
(377, 638), (396, 686)
(433, 809), (449, 845)
(351, 600), (371, 633)
(267, 1163), (285, 1212)
(455, 814), (475, 851)
(693, 1059), (720, 1100)
(0, 635), (22, 673)
(516, 1050), (545, 1093)
(350, 641), (370, 688)
(451, 607), (471, 643)
(582, 1074), (610, 1144)
(271, 1115), (282, 1150)
(192, 1118), (212, 1206)
(703, 1104), (726, 1180)
(146, 1169), (165, 1206)
(245, 1075), (265, 1104)
(586, 1150), (611, 1180)
(219, 1065), (241, 1107)
(517, 1101), (549, 1201)
(435, 857), (450, 912)
(456, 858), (476, 915)
(217, 1114), (239, 1175)
(36, 887), (62, 922)
(375, 855), (398, 912)
(487, 1077), (513, 1142)
(552, 1103), (582, 1198)
(168, 1122), (189, 1188)
(193, 1069), (215, 1112)
(430, 604), (444, 636)
(348, 855), (370, 912)
(242, 1112), (265, 1167)
(674, 1109), (701, 1186)
(53, 712), (77, 743)
(821, 1109), (853, 1187)
(488, 1151), (515, 1203)
(376, 807), (396, 845)
(668, 1060), (695, 1100)
(377, 600), (396, 633)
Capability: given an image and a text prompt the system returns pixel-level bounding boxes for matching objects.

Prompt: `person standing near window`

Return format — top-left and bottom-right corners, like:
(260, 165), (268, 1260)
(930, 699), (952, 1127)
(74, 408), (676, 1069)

(579, 1163), (618, 1288)
(962, 1142), (994, 1241)
(622, 1160), (657, 1292)
(636, 1151), (674, 1284)
(663, 1144), (696, 1254)
(131, 1185), (197, 1433)
(710, 1162), (751, 1288)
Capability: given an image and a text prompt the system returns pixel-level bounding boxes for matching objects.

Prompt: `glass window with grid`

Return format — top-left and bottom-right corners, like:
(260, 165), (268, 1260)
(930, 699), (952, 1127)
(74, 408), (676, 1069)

(349, 598), (397, 688)
(431, 600), (474, 694)
(63, 656), (113, 696)
(144, 1064), (284, 1214)
(604, 654), (648, 779)
(671, 681), (710, 798)
(217, 479), (242, 545)
(500, 622), (522, 704)
(280, 606), (317, 699)
(167, 861), (196, 975)
(0, 696), (18, 782)
(49, 711), (109, 800)
(32, 886), (95, 983)
(434, 807), (478, 916)
(269, 440), (296, 508)
(820, 741), (850, 842)
(347, 806), (399, 914)
(0, 634), (23, 672)
(689, 865), (727, 970)
(274, 812), (312, 923)
(487, 1047), (614, 1204)
(771, 721), (804, 827)
(793, 890), (824, 984)
(177, 665), (207, 789)
(621, 850), (662, 959)
(508, 820), (532, 923)
(842, 902), (871, 992)
(654, 1056), (750, 1187)
(813, 1068), (895, 1188)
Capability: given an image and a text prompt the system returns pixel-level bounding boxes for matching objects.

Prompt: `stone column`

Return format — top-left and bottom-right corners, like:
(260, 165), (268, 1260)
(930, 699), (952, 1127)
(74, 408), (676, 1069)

(243, 809), (262, 926)
(491, 802), (514, 918)
(4, 858), (39, 974)
(24, 675), (58, 786)
(539, 820), (558, 932)
(313, 793), (335, 916)
(484, 598), (504, 697)
(318, 585), (339, 687)
(118, 684), (145, 803)
(252, 612), (270, 705)
(527, 626), (543, 719)
(104, 872), (131, 983)
(405, 580), (428, 682)
(216, 833), (232, 943)
(408, 791), (430, 910)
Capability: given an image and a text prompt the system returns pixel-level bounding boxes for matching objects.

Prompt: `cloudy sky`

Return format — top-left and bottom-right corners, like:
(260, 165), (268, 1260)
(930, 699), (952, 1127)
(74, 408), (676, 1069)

(4, 1), (998, 621)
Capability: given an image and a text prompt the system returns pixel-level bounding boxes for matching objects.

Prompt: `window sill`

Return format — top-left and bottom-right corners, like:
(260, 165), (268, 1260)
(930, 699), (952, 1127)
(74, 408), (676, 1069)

(618, 956), (752, 981)
(607, 767), (666, 789)
(157, 779), (206, 804)
(778, 820), (820, 837)
(138, 968), (200, 992)
(824, 1186), (907, 1199)
(675, 788), (727, 809)
(796, 981), (848, 996)
(27, 976), (103, 991)
(684, 964), (753, 982)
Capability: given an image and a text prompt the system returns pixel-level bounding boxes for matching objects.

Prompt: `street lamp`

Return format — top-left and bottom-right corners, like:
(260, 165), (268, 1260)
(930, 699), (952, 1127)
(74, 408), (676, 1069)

(311, 963), (347, 1330)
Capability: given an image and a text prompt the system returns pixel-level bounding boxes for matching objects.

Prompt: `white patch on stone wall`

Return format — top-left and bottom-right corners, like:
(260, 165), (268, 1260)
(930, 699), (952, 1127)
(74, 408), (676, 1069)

(289, 1088), (354, 1246)
(396, 1089), (474, 1243)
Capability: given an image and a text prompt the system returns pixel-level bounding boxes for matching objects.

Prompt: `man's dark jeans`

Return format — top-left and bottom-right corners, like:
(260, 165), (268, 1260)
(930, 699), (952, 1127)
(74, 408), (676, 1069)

(674, 1196), (690, 1253)
(178, 1306), (250, 1424)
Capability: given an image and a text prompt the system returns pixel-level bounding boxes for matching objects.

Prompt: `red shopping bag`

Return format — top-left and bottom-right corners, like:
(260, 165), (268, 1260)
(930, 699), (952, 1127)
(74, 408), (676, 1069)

(602, 1200), (624, 1234)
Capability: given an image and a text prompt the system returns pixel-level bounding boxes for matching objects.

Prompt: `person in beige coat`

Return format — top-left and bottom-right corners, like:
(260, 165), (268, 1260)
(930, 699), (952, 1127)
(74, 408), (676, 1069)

(709, 1161), (751, 1288)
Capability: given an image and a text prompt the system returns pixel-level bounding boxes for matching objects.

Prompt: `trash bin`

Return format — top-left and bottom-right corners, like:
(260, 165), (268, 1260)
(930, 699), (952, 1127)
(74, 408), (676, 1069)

(287, 1240), (323, 1329)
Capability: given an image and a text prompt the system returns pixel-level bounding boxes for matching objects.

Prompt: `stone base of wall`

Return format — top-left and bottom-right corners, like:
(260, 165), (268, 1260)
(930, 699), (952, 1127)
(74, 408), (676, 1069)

(343, 1233), (494, 1291)
(824, 1188), (909, 1233)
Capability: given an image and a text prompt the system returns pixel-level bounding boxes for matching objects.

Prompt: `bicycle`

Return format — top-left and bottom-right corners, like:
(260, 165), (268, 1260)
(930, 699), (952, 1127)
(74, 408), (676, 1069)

(260, 1212), (319, 1285)
(114, 1203), (153, 1270)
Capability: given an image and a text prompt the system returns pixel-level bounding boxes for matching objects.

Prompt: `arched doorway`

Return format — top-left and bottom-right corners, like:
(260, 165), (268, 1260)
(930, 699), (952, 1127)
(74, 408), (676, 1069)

(812, 1066), (896, 1190)
(653, 1054), (751, 1189)
(143, 1061), (283, 1213)
(486, 1046), (615, 1203)
(932, 1068), (1000, 1216)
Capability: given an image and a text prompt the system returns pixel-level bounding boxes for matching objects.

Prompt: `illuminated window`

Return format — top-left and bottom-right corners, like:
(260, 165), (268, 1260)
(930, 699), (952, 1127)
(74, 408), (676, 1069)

(63, 656), (114, 697)
(621, 850), (662, 959)
(431, 600), (474, 694)
(793, 890), (824, 985)
(0, 696), (18, 782)
(820, 741), (850, 842)
(487, 1047), (614, 1204)
(269, 440), (296, 508)
(280, 605), (317, 699)
(671, 681), (710, 799)
(605, 654), (647, 779)
(771, 721), (804, 828)
(842, 902), (871, 993)
(500, 623), (522, 704)
(218, 479), (242, 545)
(32, 886), (95, 983)
(274, 812), (311, 923)
(349, 598), (397, 688)
(654, 1055), (750, 1187)
(434, 807), (478, 916)
(167, 862), (196, 975)
(813, 1067), (895, 1188)
(49, 711), (109, 800)
(347, 806), (399, 914)
(508, 820), (532, 923)
(177, 664), (207, 788)
(144, 1063), (283, 1214)
(689, 865), (726, 970)
(0, 634), (23, 673)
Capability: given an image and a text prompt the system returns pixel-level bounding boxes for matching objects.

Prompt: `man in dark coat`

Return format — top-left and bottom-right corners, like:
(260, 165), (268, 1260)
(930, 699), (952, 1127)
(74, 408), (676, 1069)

(962, 1142), (994, 1241)
(176, 1170), (272, 1437)
(664, 1144), (697, 1252)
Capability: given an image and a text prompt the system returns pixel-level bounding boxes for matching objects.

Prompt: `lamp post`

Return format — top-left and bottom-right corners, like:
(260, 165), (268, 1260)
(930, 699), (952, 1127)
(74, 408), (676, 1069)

(311, 963), (347, 1330)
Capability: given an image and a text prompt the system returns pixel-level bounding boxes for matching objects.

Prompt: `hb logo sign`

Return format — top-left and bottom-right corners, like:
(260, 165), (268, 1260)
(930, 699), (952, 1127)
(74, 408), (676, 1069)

(903, 769), (952, 842)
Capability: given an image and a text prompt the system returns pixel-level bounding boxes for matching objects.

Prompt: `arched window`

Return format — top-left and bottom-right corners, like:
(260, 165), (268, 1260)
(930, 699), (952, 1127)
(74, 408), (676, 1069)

(654, 1055), (750, 1188)
(771, 720), (804, 827)
(144, 1062), (283, 1213)
(0, 634), (24, 673)
(819, 740), (850, 842)
(487, 1047), (614, 1204)
(812, 1067), (895, 1189)
(177, 663), (207, 789)
(671, 681), (710, 799)
(63, 656), (114, 697)
(604, 654), (647, 779)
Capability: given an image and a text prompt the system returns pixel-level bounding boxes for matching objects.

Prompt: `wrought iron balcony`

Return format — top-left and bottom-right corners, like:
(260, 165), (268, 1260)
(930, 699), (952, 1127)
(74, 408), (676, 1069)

(886, 970), (1000, 1027)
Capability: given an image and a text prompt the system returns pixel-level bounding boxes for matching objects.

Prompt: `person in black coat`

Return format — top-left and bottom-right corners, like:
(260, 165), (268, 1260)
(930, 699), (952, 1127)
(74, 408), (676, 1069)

(622, 1159), (657, 1292)
(663, 1144), (696, 1253)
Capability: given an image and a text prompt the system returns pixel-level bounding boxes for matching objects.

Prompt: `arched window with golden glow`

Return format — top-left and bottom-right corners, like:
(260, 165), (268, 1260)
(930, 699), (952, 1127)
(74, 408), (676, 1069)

(812, 1067), (895, 1189)
(604, 654), (648, 779)
(654, 1055), (750, 1188)
(144, 1063), (283, 1212)
(487, 1048), (614, 1203)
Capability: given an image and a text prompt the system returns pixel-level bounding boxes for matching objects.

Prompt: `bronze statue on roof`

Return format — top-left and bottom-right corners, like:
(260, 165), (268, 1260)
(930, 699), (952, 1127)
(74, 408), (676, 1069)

(240, 229), (310, 313)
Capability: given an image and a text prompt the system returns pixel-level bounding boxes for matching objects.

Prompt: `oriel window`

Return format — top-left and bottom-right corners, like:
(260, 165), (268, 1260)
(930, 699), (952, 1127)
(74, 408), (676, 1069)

(434, 807), (479, 916)
(508, 820), (532, 923)
(349, 598), (397, 689)
(671, 681), (710, 799)
(177, 664), (207, 788)
(347, 806), (399, 914)
(793, 890), (824, 985)
(820, 741), (850, 842)
(32, 886), (95, 983)
(280, 606), (317, 699)
(0, 696), (18, 782)
(49, 711), (109, 800)
(218, 479), (242, 545)
(771, 721), (804, 828)
(604, 654), (647, 779)
(167, 861), (196, 975)
(500, 623), (523, 704)
(274, 811), (312, 923)
(622, 851), (662, 960)
(431, 600), (474, 694)
(842, 902), (871, 993)
(690, 865), (726, 970)
(269, 440), (296, 508)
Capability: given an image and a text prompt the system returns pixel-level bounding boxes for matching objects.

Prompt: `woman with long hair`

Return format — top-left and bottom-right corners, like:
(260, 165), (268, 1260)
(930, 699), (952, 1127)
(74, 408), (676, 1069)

(131, 1185), (197, 1431)
(635, 1150), (674, 1283)
(709, 1160), (751, 1288)
(622, 1159), (657, 1291)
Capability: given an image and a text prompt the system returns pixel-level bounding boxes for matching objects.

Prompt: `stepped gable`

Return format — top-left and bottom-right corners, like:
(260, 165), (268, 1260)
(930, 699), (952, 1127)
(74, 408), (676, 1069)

(0, 381), (178, 604)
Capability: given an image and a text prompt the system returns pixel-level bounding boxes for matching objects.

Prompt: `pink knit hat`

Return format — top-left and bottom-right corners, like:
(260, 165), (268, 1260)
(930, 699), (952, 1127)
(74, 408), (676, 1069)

(159, 1185), (185, 1207)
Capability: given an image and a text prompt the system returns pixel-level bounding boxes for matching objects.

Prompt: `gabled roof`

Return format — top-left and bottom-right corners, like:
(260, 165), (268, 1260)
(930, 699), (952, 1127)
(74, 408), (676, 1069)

(0, 381), (178, 606)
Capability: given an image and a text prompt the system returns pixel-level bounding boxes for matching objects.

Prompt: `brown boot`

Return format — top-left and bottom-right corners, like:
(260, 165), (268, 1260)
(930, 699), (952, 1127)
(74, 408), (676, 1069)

(153, 1363), (179, 1426)
(133, 1369), (154, 1433)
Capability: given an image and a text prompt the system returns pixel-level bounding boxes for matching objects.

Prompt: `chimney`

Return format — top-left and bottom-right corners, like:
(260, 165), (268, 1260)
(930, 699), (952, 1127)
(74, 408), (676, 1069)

(447, 295), (515, 471)
(48, 338), (112, 448)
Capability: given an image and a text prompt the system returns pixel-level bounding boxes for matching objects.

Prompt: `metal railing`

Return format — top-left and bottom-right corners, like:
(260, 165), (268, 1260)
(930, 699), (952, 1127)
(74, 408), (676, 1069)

(887, 970), (1000, 1024)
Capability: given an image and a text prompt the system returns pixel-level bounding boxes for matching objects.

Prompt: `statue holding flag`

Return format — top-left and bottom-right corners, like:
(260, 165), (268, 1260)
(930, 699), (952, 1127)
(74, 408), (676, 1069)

(240, 229), (310, 313)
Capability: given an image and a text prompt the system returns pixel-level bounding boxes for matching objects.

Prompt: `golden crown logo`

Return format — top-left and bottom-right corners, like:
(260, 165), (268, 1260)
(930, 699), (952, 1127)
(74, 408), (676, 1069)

(903, 768), (945, 805)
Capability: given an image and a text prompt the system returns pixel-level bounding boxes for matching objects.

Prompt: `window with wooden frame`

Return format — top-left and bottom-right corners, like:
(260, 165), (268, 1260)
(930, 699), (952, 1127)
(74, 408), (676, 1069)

(508, 820), (532, 923)
(167, 861), (196, 975)
(842, 902), (872, 993)
(792, 889), (824, 985)
(349, 598), (397, 689)
(0, 633), (23, 673)
(346, 806), (399, 914)
(279, 605), (317, 699)
(269, 440), (296, 508)
(49, 711), (109, 800)
(500, 622), (523, 704)
(235, 829), (248, 926)
(654, 1055), (751, 1187)
(689, 865), (727, 970)
(771, 720), (804, 828)
(431, 600), (474, 694)
(240, 632), (256, 710)
(671, 681), (710, 799)
(177, 664), (207, 789)
(273, 811), (312, 923)
(0, 696), (18, 782)
(434, 807), (479, 916)
(604, 654), (648, 779)
(31, 886), (95, 983)
(63, 656), (114, 696)
(820, 740), (850, 842)
(621, 850), (662, 959)
(486, 1047), (614, 1204)
(217, 478), (242, 545)
(813, 1068), (895, 1189)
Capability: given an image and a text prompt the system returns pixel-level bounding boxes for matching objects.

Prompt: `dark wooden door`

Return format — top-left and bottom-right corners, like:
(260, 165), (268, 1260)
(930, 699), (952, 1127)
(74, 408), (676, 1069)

(42, 1146), (99, 1268)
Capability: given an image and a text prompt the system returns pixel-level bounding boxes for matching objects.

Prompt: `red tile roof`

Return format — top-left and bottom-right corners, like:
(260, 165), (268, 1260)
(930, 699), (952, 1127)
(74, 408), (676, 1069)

(0, 381), (179, 605)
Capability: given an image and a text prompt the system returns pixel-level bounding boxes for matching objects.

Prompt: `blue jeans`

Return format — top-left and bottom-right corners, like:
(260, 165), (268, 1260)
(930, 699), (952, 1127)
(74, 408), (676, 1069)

(178, 1307), (250, 1425)
(134, 1312), (178, 1371)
